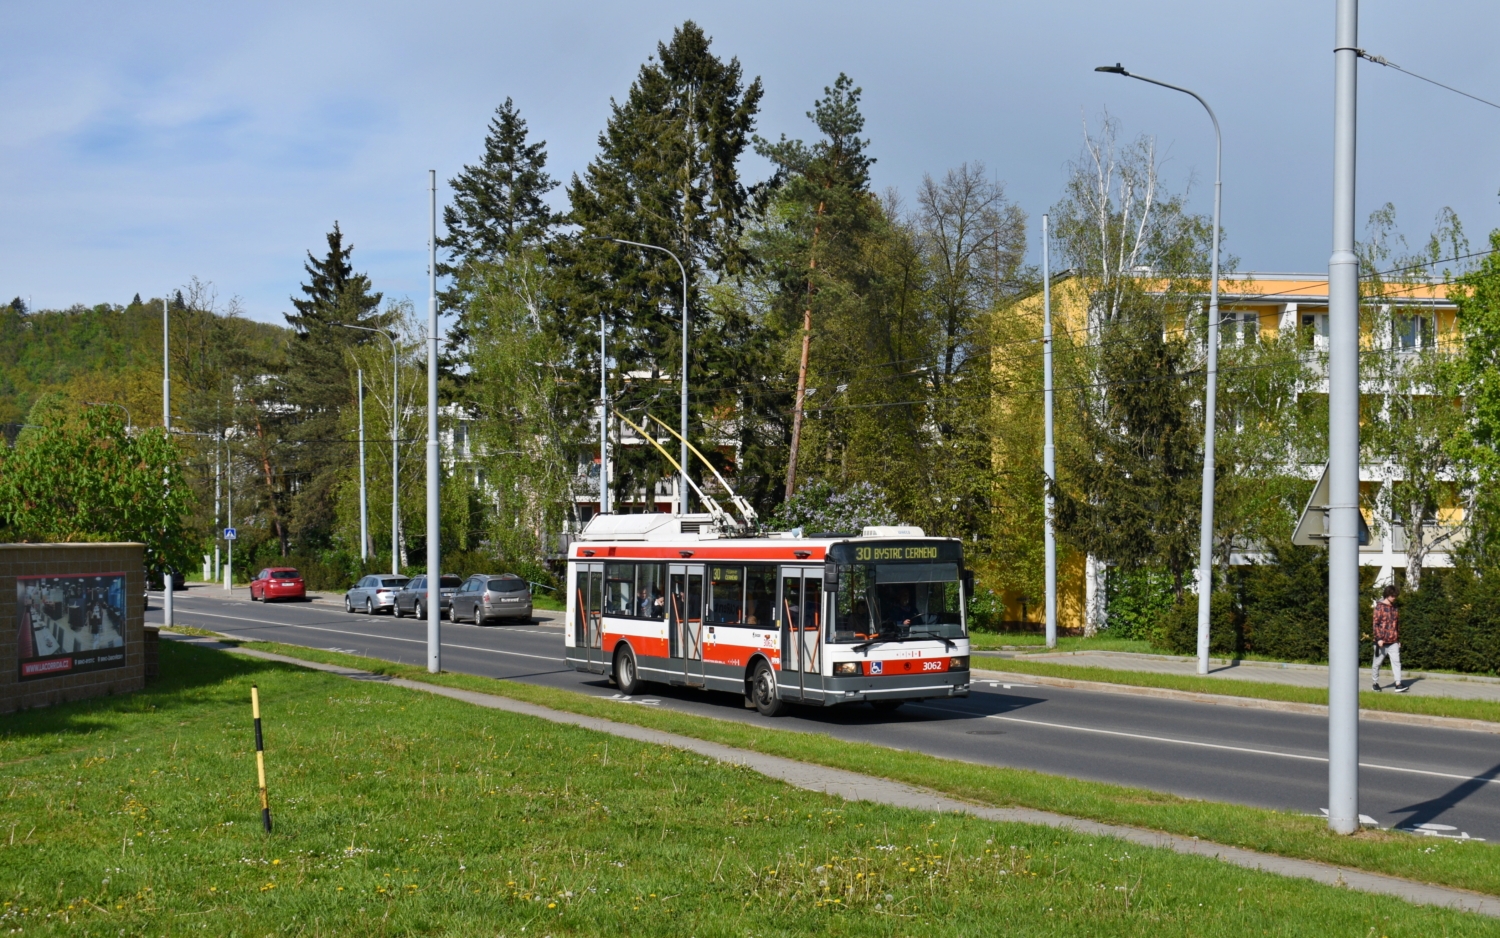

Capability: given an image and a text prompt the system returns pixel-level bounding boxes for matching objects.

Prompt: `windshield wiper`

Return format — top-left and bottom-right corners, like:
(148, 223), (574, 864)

(904, 628), (956, 650)
(852, 631), (900, 654)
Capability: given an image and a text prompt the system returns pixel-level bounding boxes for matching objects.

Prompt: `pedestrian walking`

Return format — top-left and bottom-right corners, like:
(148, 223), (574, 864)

(1372, 584), (1407, 693)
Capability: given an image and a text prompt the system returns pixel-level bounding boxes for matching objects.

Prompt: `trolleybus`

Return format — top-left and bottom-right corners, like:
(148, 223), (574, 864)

(564, 513), (971, 715)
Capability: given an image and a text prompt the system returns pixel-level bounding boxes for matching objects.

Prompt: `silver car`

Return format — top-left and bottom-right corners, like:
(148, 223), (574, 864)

(344, 575), (410, 615)
(393, 574), (462, 618)
(450, 574), (532, 625)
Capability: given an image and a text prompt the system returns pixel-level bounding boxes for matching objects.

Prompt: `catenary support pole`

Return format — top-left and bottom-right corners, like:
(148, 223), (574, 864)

(1093, 62), (1223, 675)
(358, 369), (369, 561)
(214, 425), (221, 582)
(225, 445), (233, 590)
(1327, 0), (1362, 835)
(426, 169), (441, 674)
(599, 312), (610, 514)
(336, 323), (400, 573)
(162, 297), (173, 630)
(1043, 215), (1057, 650)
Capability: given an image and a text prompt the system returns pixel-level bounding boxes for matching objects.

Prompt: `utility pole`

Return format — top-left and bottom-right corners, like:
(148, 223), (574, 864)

(599, 311), (610, 514)
(1327, 0), (1362, 835)
(337, 323), (401, 573)
(1042, 215), (1057, 650)
(162, 297), (173, 630)
(213, 420), (221, 583)
(225, 449), (233, 590)
(358, 368), (369, 561)
(426, 169), (441, 674)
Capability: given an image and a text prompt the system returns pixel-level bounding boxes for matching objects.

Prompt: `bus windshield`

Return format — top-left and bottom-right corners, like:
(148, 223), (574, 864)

(830, 562), (965, 644)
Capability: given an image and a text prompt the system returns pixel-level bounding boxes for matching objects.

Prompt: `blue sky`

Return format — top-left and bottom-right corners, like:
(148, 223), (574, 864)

(3, 0), (1498, 324)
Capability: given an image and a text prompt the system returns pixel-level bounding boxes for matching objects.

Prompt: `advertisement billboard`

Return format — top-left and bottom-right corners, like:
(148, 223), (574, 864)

(17, 572), (128, 681)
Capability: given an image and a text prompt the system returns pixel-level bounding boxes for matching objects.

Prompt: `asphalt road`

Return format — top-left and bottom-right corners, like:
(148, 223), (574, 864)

(149, 586), (1500, 841)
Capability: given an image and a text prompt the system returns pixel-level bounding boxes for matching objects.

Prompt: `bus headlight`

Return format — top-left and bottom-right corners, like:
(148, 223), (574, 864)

(833, 661), (860, 676)
(949, 656), (970, 671)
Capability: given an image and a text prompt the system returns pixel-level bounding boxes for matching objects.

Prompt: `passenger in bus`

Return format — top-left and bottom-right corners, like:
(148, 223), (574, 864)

(889, 588), (920, 626)
(651, 588), (665, 618)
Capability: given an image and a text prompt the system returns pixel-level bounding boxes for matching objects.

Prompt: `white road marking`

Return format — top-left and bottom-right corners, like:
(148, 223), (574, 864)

(915, 703), (1500, 787)
(169, 610), (564, 663)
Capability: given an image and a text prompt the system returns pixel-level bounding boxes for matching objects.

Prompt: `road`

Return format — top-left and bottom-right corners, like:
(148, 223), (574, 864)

(149, 586), (1500, 841)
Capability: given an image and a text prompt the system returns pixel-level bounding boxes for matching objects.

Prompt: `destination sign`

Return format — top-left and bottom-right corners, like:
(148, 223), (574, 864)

(826, 539), (962, 565)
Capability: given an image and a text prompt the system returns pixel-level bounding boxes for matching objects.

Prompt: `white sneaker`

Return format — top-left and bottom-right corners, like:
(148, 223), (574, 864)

(1393, 682), (1409, 694)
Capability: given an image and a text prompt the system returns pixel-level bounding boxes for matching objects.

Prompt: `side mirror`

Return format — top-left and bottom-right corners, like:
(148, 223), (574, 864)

(823, 563), (840, 592)
(962, 570), (975, 600)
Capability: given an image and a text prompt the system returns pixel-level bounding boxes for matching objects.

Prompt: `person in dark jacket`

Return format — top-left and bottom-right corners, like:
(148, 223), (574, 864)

(1372, 584), (1407, 693)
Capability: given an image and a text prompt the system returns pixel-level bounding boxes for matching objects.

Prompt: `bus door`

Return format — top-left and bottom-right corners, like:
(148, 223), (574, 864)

(575, 563), (605, 672)
(668, 564), (706, 686)
(779, 567), (824, 701)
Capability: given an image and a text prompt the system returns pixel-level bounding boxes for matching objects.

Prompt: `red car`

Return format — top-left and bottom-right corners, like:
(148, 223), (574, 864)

(250, 567), (307, 602)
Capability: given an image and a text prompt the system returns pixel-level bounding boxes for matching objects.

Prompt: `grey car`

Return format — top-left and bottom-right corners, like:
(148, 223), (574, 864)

(393, 574), (462, 618)
(344, 574), (410, 615)
(450, 573), (532, 625)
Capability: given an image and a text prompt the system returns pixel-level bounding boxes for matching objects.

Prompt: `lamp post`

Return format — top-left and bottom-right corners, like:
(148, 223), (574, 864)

(357, 368), (369, 561)
(597, 237), (690, 515)
(1096, 63), (1223, 676)
(161, 298), (173, 630)
(1042, 215), (1057, 650)
(338, 323), (401, 574)
(599, 311), (610, 515)
(86, 401), (132, 432)
(1326, 0), (1363, 836)
(426, 169), (441, 675)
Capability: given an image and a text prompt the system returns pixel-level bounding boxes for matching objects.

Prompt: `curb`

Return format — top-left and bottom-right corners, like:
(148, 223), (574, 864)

(973, 668), (1500, 736)
(163, 633), (1500, 918)
(977, 648), (1500, 687)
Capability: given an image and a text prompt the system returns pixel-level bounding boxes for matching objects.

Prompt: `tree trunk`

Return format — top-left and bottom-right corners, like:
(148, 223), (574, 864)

(784, 201), (825, 500)
(1404, 498), (1425, 591)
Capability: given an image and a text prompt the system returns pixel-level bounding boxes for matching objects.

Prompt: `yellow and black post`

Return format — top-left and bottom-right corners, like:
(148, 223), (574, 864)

(251, 684), (272, 833)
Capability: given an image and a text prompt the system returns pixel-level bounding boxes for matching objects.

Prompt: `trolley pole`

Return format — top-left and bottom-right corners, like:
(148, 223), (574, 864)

(1042, 215), (1057, 650)
(1327, 0), (1362, 835)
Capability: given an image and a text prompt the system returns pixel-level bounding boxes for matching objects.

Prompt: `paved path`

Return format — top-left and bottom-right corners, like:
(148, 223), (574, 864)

(166, 634), (1500, 919)
(148, 586), (1500, 840)
(981, 649), (1500, 701)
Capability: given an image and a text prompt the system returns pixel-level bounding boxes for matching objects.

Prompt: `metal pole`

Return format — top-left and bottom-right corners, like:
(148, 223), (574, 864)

(603, 238), (689, 514)
(599, 311), (610, 514)
(162, 298), (173, 629)
(391, 335), (400, 576)
(225, 440), (233, 590)
(1042, 215), (1057, 650)
(426, 168), (441, 674)
(1327, 0), (1362, 835)
(1094, 63), (1223, 675)
(214, 428), (221, 582)
(358, 369), (369, 561)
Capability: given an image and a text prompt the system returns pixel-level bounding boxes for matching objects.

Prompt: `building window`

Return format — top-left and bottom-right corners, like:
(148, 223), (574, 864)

(1223, 311), (1259, 345)
(1395, 312), (1435, 351)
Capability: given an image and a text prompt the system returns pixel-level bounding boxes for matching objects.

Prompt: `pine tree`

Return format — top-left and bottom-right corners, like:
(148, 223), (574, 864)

(439, 98), (560, 365)
(131, 293), (142, 307)
(272, 222), (387, 552)
(553, 21), (764, 509)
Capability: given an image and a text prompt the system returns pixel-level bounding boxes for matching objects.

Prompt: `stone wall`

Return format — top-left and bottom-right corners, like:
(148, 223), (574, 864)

(0, 543), (146, 713)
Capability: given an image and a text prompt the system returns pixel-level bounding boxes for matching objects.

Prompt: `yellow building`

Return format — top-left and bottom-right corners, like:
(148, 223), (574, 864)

(996, 272), (1463, 634)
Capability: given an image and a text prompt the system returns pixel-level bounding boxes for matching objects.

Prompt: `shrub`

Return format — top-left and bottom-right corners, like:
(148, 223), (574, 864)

(1105, 568), (1176, 641)
(1152, 590), (1240, 656)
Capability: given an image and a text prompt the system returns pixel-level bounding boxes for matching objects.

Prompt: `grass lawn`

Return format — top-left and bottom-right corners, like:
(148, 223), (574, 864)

(1, 644), (1494, 935)
(968, 632), (1157, 654)
(235, 640), (1500, 901)
(982, 657), (1500, 724)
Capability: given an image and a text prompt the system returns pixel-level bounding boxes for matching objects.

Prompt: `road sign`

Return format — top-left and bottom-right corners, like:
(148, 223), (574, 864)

(224, 527), (238, 541)
(1292, 462), (1370, 547)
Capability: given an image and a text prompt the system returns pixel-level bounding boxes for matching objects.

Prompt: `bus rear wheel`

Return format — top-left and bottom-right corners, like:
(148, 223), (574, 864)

(614, 645), (642, 696)
(751, 661), (785, 717)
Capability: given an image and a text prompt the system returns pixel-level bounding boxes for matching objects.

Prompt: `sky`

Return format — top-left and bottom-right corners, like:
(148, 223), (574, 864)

(3, 0), (1498, 325)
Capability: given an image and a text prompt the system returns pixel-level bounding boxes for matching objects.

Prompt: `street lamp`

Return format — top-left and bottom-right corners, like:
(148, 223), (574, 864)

(338, 322), (401, 575)
(85, 402), (132, 432)
(595, 236), (691, 515)
(1096, 62), (1224, 676)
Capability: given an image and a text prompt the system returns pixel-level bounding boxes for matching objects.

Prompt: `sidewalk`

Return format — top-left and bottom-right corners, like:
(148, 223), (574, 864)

(978, 649), (1500, 703)
(159, 632), (1500, 917)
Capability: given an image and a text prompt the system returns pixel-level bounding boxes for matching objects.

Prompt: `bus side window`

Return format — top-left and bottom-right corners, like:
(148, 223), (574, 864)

(604, 563), (635, 616)
(637, 563), (665, 620)
(709, 566), (744, 624)
(744, 565), (776, 627)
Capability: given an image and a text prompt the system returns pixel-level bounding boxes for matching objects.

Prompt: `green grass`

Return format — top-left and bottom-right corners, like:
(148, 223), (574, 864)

(968, 632), (1157, 654)
(232, 639), (1500, 902)
(981, 656), (1500, 723)
(8, 645), (1493, 935)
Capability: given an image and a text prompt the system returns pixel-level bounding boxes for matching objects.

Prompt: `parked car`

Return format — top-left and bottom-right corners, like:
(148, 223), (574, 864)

(250, 567), (307, 602)
(344, 575), (410, 614)
(449, 573), (532, 625)
(147, 568), (186, 591)
(393, 574), (462, 618)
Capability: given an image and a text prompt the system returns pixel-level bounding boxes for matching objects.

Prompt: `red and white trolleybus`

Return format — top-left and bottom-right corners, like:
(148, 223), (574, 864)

(564, 514), (971, 715)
